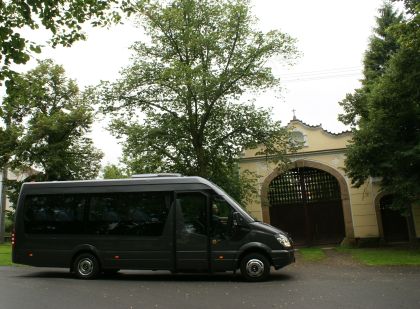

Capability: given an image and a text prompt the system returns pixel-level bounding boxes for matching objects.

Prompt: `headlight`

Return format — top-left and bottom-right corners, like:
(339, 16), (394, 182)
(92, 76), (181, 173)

(276, 234), (291, 248)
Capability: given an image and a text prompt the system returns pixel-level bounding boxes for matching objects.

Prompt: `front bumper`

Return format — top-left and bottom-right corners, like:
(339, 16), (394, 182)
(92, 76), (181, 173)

(271, 249), (295, 269)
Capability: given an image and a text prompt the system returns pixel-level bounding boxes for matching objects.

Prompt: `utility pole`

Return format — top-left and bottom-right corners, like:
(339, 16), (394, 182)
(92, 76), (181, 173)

(0, 166), (7, 244)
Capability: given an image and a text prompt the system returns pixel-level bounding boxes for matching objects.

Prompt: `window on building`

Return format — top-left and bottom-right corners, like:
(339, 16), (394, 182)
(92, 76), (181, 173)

(291, 131), (307, 146)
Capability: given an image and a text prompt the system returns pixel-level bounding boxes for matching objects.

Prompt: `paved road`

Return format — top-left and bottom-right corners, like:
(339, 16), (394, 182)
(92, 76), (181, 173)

(1, 259), (419, 309)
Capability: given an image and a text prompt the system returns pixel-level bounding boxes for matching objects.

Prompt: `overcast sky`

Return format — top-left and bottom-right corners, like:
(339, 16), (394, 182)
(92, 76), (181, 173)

(18, 0), (391, 165)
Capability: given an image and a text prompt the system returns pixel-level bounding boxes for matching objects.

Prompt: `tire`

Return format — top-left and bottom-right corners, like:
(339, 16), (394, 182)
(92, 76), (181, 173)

(73, 253), (101, 280)
(240, 253), (270, 282)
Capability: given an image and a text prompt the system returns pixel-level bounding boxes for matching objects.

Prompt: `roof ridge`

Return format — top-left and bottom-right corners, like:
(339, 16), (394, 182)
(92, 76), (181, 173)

(287, 118), (352, 136)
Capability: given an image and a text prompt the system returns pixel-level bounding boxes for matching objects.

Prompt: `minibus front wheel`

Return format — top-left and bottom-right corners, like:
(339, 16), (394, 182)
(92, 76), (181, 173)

(74, 253), (101, 279)
(240, 253), (270, 282)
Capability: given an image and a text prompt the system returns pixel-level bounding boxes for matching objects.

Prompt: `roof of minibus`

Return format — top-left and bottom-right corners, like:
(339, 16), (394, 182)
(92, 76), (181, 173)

(20, 176), (224, 193)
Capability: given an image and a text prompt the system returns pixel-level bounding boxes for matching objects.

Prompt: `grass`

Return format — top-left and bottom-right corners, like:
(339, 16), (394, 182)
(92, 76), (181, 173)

(0, 243), (12, 266)
(2, 242), (420, 267)
(297, 247), (327, 262)
(336, 247), (420, 266)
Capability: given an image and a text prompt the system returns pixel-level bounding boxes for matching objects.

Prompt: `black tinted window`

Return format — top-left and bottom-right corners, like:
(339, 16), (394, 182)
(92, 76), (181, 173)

(87, 192), (170, 236)
(211, 196), (234, 239)
(24, 191), (170, 236)
(24, 194), (86, 234)
(176, 193), (207, 236)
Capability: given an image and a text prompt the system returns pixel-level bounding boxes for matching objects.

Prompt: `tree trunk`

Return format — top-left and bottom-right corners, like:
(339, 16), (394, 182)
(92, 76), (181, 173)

(196, 147), (208, 178)
(0, 167), (8, 244)
(192, 133), (208, 178)
(406, 203), (418, 248)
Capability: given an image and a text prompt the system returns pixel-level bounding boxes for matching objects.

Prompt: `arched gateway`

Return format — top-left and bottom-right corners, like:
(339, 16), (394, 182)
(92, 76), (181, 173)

(261, 160), (354, 246)
(240, 119), (419, 245)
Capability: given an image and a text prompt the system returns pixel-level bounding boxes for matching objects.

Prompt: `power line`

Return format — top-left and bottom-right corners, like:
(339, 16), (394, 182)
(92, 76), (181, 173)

(281, 72), (361, 83)
(278, 66), (363, 82)
(279, 66), (362, 78)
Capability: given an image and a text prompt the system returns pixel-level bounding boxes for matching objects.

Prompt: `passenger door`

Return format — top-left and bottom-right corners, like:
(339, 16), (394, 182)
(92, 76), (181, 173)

(210, 196), (241, 272)
(175, 192), (209, 272)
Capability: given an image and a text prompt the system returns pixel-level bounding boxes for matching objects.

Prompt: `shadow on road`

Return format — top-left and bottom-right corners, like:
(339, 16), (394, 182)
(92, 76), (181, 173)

(17, 269), (294, 283)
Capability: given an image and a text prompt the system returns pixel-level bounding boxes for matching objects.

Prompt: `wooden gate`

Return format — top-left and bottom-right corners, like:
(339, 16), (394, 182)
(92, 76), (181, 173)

(268, 167), (345, 246)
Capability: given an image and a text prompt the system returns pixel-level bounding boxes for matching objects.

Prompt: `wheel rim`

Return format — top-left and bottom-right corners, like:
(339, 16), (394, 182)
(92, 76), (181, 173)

(246, 259), (265, 278)
(78, 258), (94, 276)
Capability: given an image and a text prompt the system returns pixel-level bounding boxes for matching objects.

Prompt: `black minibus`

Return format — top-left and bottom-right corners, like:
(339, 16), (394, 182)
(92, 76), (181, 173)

(12, 174), (294, 281)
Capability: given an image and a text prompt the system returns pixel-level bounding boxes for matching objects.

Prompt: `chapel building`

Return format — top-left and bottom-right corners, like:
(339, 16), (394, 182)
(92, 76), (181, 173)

(239, 118), (420, 246)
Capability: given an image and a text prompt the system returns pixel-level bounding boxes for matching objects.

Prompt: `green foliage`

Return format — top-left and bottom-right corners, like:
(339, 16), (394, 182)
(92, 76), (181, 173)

(0, 124), (21, 168)
(4, 217), (13, 234)
(3, 179), (23, 212)
(363, 2), (403, 83)
(1, 59), (103, 208)
(102, 164), (129, 179)
(339, 2), (420, 215)
(339, 2), (403, 127)
(5, 210), (14, 222)
(0, 0), (134, 83)
(232, 169), (262, 206)
(101, 0), (299, 203)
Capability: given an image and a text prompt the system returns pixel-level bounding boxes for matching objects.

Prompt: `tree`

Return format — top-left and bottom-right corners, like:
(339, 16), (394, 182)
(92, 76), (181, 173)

(101, 0), (299, 202)
(339, 1), (420, 243)
(2, 59), (103, 206)
(0, 0), (132, 242)
(0, 56), (31, 242)
(102, 164), (128, 179)
(339, 2), (403, 126)
(0, 0), (133, 83)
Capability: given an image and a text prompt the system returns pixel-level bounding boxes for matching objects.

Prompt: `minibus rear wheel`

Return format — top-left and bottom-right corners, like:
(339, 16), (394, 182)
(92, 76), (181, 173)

(74, 253), (100, 279)
(240, 253), (270, 282)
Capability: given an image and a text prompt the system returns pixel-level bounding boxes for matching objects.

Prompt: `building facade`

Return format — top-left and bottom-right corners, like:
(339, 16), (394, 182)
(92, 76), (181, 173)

(0, 168), (36, 211)
(239, 119), (420, 246)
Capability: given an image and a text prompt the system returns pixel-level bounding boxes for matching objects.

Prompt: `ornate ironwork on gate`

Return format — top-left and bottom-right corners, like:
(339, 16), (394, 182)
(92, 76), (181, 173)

(268, 167), (341, 206)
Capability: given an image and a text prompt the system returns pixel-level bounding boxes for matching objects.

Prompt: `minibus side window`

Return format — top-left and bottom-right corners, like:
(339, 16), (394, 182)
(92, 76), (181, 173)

(24, 192), (170, 236)
(176, 193), (207, 236)
(87, 192), (169, 236)
(210, 196), (234, 239)
(24, 194), (86, 234)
